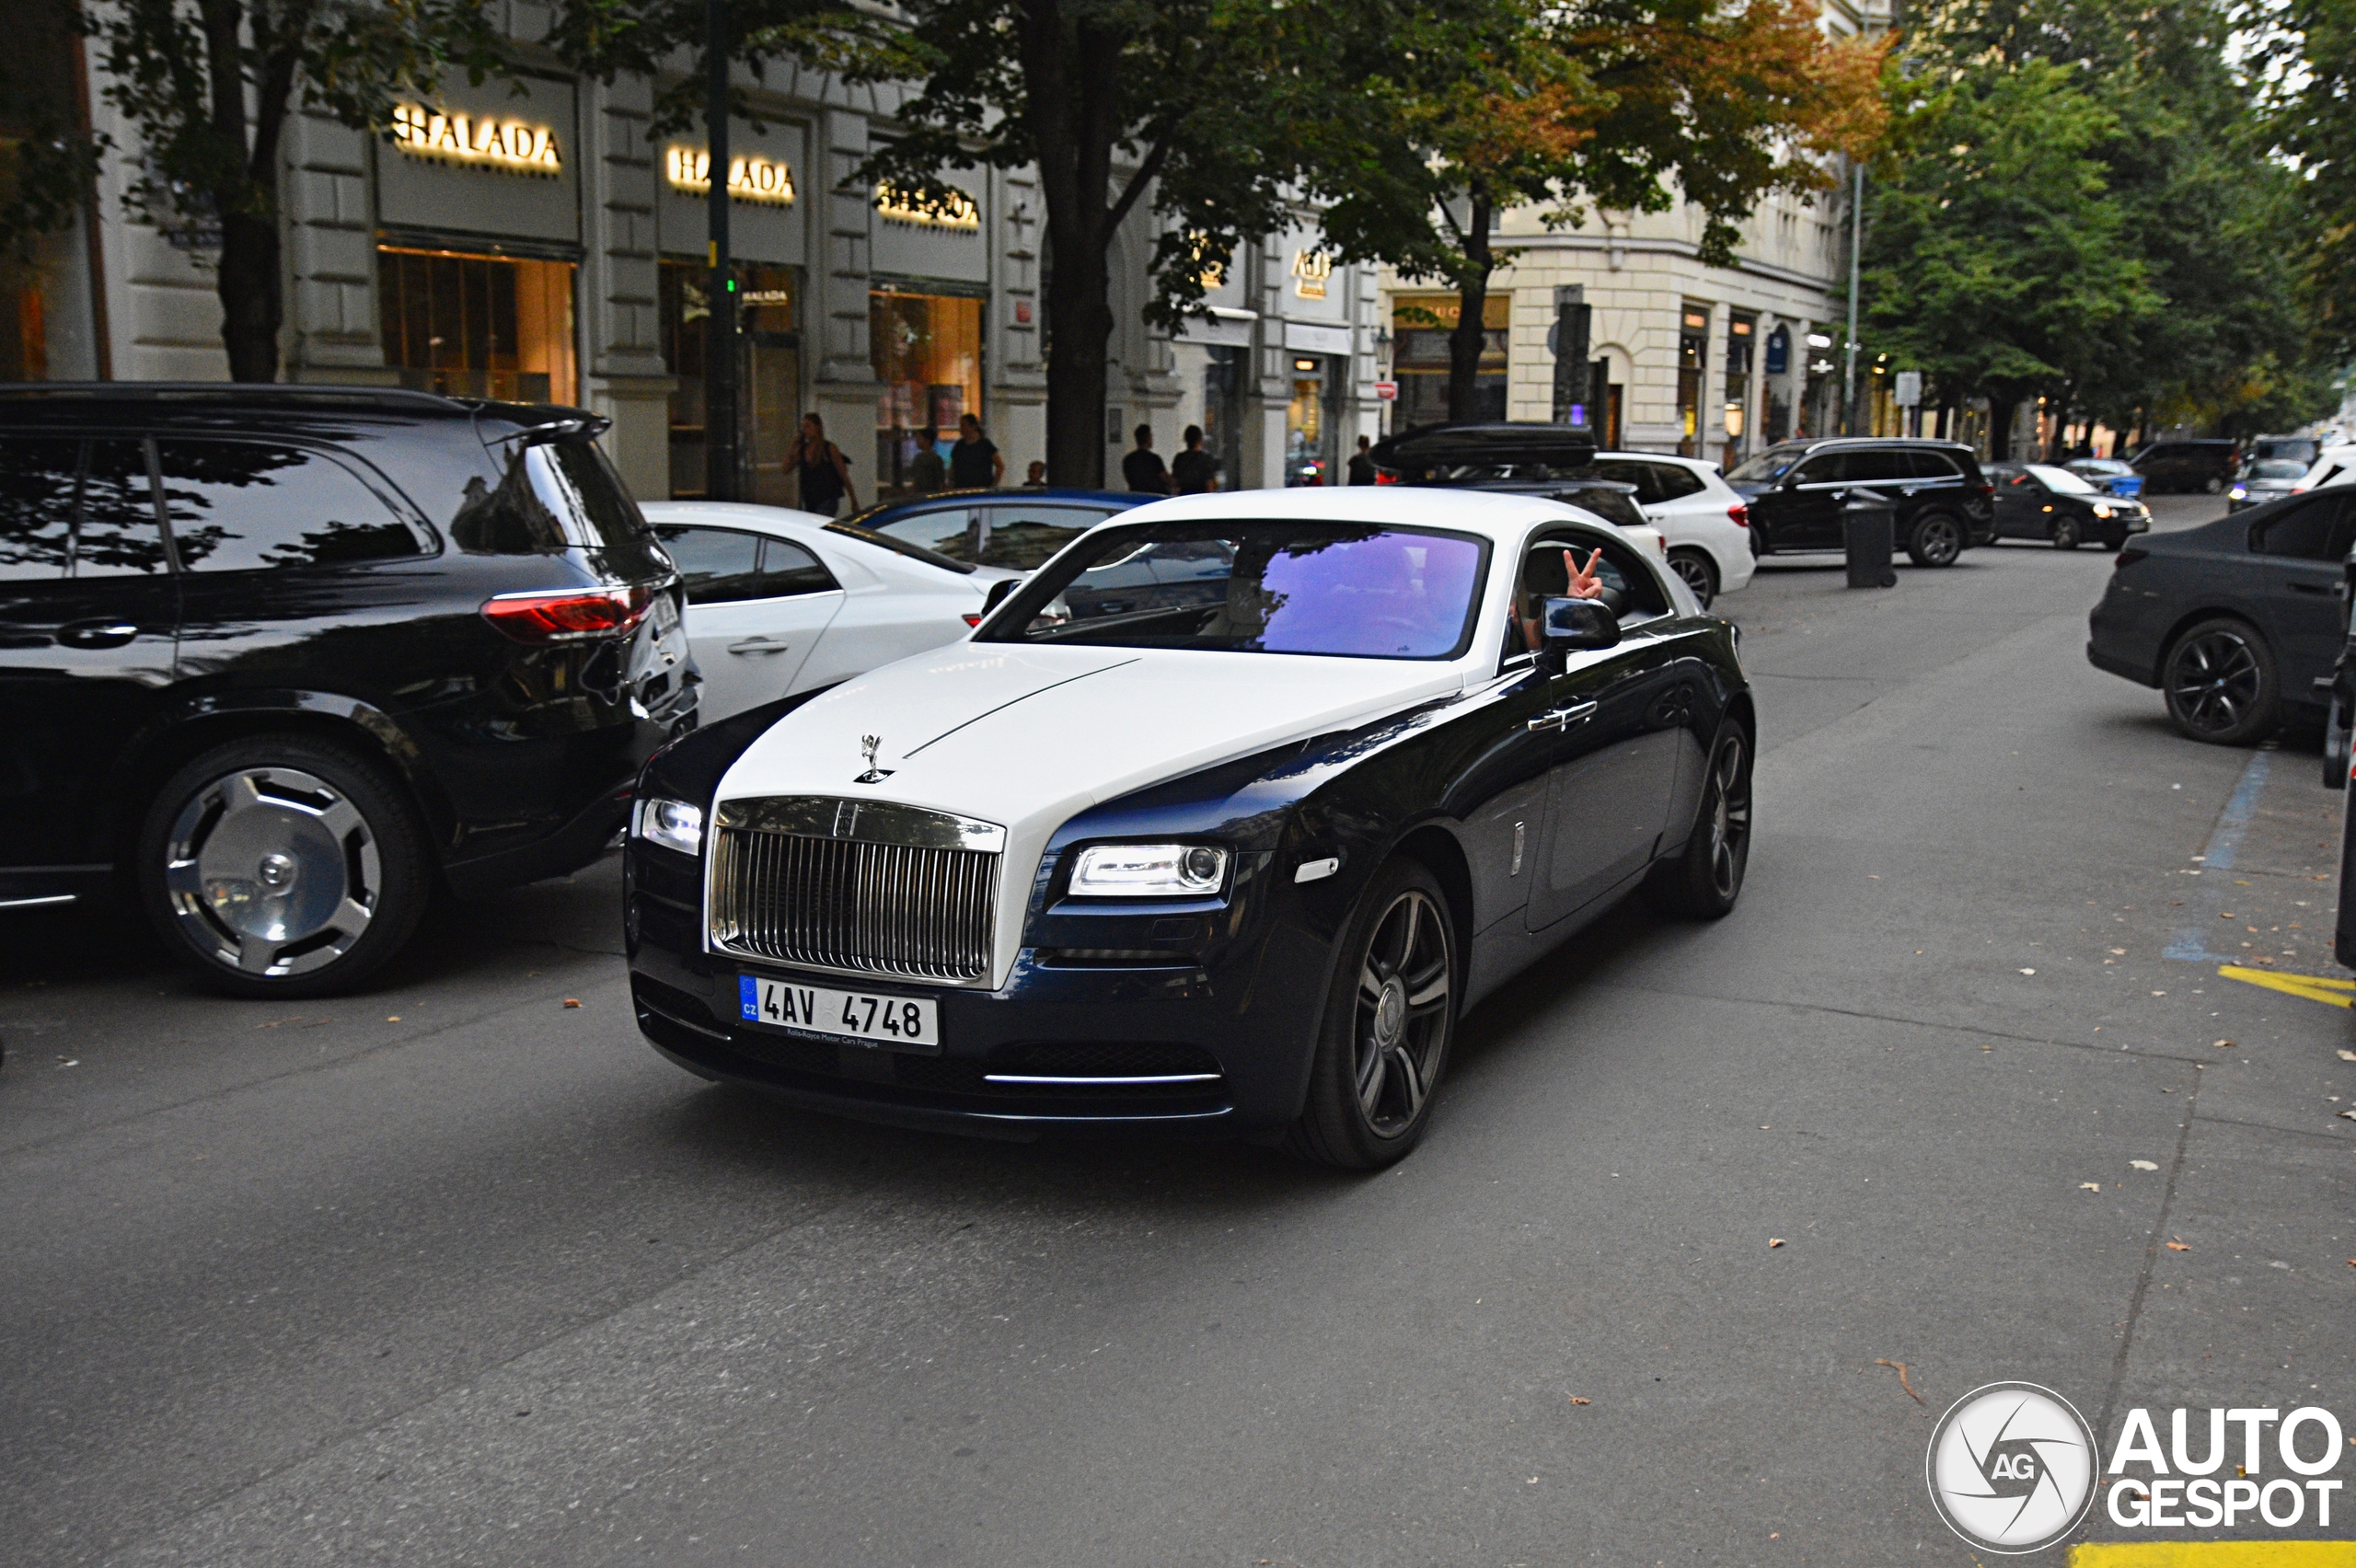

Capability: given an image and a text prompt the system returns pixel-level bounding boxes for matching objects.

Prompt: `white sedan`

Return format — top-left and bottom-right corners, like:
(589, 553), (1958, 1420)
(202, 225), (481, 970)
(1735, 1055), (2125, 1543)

(1583, 452), (1757, 605)
(641, 502), (1012, 722)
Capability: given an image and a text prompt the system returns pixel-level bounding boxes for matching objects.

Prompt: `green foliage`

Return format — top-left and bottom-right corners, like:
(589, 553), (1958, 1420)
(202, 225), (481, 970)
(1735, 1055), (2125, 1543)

(1871, 0), (2334, 440)
(2264, 0), (2356, 363)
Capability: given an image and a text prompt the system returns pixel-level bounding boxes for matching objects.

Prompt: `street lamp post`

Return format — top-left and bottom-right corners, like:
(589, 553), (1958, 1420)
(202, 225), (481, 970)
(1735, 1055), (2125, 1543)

(1842, 158), (1862, 438)
(703, 0), (738, 502)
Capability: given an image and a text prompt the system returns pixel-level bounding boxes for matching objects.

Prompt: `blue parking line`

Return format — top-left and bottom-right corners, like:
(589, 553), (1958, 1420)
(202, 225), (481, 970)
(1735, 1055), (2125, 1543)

(2164, 748), (2271, 963)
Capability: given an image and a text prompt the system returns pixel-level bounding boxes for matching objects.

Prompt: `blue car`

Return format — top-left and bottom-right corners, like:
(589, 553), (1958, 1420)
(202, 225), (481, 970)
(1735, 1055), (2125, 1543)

(840, 488), (1151, 574)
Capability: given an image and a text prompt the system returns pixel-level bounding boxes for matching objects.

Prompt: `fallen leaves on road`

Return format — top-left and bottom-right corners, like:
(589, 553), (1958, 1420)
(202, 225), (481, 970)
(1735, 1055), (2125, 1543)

(1569, 1396), (1590, 1405)
(2019, 967), (2037, 975)
(562, 998), (582, 1009)
(54, 1056), (76, 1067)
(387, 1016), (400, 1022)
(2339, 1110), (2356, 1121)
(1876, 1358), (1926, 1405)
(2079, 1182), (2104, 1192)
(2214, 1039), (2235, 1049)
(1768, 1238), (1785, 1249)
(2339, 1049), (2356, 1062)
(2166, 1239), (2191, 1251)
(2130, 1159), (2159, 1170)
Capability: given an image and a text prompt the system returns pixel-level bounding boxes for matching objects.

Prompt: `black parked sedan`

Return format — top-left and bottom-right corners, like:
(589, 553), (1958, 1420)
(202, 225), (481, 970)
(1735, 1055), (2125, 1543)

(1986, 461), (2153, 548)
(2086, 488), (2354, 744)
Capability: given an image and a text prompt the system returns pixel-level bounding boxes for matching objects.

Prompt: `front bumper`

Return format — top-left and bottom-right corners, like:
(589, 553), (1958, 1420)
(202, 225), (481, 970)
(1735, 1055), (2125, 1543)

(625, 860), (1334, 1138)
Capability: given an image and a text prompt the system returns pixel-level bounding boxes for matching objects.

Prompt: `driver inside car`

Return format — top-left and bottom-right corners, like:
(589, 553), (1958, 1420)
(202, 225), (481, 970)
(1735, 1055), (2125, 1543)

(1508, 546), (1610, 652)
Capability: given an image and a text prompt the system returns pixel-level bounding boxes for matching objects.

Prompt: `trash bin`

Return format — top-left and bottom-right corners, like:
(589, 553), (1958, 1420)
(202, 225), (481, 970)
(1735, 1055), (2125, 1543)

(1843, 496), (1898, 588)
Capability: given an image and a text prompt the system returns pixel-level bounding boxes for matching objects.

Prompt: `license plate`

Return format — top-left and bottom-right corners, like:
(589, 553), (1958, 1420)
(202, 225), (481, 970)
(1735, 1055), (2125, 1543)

(739, 974), (940, 1052)
(652, 591), (681, 636)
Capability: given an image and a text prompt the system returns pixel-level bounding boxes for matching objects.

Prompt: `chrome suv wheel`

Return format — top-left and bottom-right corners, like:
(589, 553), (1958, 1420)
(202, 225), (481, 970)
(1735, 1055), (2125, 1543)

(1288, 858), (1456, 1169)
(1906, 513), (1965, 567)
(140, 737), (431, 997)
(2162, 619), (2280, 746)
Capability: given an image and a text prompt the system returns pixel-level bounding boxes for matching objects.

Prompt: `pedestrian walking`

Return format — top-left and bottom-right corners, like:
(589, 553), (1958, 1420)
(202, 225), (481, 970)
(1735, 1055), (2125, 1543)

(1121, 424), (1171, 494)
(909, 427), (947, 493)
(1347, 434), (1378, 486)
(1170, 425), (1218, 494)
(949, 413), (1003, 489)
(786, 413), (857, 516)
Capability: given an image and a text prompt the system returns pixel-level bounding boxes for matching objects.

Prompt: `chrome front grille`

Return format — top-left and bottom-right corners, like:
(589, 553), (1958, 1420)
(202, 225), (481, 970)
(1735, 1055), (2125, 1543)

(709, 798), (1004, 984)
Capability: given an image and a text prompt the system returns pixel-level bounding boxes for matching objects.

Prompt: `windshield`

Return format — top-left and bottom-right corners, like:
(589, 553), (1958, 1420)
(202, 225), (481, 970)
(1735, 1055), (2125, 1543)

(1727, 447), (1806, 484)
(976, 521), (1492, 660)
(2026, 464), (2096, 494)
(2244, 459), (2308, 480)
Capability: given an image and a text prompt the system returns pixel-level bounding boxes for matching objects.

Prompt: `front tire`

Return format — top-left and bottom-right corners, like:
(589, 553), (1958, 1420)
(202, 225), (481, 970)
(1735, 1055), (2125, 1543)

(2162, 618), (2280, 745)
(1646, 723), (1753, 918)
(1906, 512), (1965, 567)
(1668, 548), (1719, 607)
(137, 736), (433, 997)
(2051, 517), (2081, 549)
(1286, 858), (1456, 1170)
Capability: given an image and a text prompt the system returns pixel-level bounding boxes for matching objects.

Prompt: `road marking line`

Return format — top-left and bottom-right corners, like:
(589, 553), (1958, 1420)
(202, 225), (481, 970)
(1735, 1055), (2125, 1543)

(2219, 963), (2356, 1008)
(2073, 1546), (2356, 1567)
(2166, 748), (2271, 963)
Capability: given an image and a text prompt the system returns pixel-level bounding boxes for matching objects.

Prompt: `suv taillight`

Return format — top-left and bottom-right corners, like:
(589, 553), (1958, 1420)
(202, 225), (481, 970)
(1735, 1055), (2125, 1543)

(2114, 548), (2148, 569)
(481, 585), (653, 642)
(1727, 502), (1749, 527)
(1975, 481), (1996, 498)
(1374, 468), (1401, 485)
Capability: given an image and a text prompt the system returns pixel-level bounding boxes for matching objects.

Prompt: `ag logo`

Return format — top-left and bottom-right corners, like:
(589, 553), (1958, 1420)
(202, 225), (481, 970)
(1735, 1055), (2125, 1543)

(1926, 1382), (2098, 1553)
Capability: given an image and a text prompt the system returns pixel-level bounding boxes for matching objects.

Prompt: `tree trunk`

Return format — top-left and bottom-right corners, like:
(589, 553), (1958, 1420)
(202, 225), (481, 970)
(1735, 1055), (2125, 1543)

(216, 208), (283, 382)
(1044, 249), (1112, 487)
(1445, 190), (1494, 424)
(1987, 398), (2015, 461)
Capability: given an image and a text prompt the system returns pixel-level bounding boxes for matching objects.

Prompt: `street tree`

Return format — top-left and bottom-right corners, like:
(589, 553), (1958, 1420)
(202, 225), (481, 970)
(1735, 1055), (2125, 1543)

(2263, 0), (2356, 364)
(1310, 0), (1886, 423)
(1, 0), (514, 383)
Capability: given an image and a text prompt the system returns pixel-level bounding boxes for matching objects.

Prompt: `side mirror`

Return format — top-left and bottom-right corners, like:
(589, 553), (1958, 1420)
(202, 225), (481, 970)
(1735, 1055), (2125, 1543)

(1535, 595), (1618, 672)
(980, 576), (1020, 617)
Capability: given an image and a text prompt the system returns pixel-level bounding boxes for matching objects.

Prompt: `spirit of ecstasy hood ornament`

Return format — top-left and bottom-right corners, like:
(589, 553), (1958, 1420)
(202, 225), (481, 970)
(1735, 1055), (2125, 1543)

(854, 733), (894, 784)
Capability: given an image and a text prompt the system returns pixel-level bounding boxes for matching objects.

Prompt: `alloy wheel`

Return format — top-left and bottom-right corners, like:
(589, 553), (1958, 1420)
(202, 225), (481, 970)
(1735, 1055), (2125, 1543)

(162, 767), (381, 978)
(1917, 516), (1962, 565)
(1669, 551), (1716, 606)
(1351, 888), (1451, 1138)
(1704, 733), (1752, 900)
(2166, 631), (2262, 738)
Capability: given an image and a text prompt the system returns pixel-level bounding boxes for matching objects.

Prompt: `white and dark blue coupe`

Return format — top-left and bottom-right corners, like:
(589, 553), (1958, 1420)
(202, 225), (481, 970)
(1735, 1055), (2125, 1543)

(623, 488), (1754, 1167)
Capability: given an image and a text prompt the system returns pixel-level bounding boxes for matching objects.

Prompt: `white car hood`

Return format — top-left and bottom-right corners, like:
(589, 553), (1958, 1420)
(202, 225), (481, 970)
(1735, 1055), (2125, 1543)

(713, 642), (1468, 987)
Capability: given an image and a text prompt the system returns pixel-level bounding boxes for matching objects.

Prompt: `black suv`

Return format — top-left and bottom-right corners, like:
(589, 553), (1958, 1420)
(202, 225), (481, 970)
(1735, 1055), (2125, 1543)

(1726, 438), (1996, 567)
(2131, 439), (2238, 495)
(0, 385), (694, 996)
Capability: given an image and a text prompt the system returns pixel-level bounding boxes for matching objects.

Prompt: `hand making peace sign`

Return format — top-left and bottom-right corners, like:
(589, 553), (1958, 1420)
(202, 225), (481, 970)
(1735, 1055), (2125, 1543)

(1563, 547), (1606, 601)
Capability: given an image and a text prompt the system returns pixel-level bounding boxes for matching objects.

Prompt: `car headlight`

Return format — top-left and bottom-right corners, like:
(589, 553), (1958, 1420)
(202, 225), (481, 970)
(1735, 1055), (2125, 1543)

(1069, 843), (1229, 896)
(632, 796), (704, 856)
(2092, 502), (2114, 518)
(2230, 486), (2246, 499)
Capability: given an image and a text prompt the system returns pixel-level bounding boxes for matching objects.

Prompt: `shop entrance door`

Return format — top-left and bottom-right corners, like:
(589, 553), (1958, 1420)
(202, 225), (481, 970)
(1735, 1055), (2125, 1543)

(1286, 355), (1336, 486)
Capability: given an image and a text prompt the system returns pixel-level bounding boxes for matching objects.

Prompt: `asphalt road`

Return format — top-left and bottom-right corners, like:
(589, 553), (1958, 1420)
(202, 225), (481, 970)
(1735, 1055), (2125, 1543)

(6, 491), (2353, 1567)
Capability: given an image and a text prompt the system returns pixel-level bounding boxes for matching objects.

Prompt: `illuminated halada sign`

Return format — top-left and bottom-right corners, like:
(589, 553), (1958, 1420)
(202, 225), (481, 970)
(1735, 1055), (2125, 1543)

(873, 181), (980, 232)
(390, 104), (561, 176)
(1291, 248), (1333, 300)
(665, 146), (796, 206)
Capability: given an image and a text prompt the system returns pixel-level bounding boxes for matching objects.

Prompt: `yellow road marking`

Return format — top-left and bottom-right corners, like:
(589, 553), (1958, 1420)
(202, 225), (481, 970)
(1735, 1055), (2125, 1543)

(2073, 1546), (2356, 1566)
(2218, 964), (2356, 1009)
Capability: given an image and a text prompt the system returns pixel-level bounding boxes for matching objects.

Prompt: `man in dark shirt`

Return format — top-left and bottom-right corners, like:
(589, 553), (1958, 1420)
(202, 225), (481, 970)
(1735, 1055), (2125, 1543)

(1169, 425), (1218, 494)
(949, 413), (1002, 489)
(1347, 434), (1379, 485)
(1121, 424), (1170, 494)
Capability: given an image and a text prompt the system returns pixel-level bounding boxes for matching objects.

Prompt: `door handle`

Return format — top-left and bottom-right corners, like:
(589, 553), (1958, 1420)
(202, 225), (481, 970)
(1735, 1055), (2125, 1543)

(1528, 700), (1599, 732)
(59, 619), (143, 649)
(727, 638), (793, 655)
(2289, 582), (2335, 596)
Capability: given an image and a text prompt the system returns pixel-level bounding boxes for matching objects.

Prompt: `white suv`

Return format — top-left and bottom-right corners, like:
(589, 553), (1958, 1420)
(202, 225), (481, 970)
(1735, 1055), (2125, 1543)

(1586, 453), (1756, 605)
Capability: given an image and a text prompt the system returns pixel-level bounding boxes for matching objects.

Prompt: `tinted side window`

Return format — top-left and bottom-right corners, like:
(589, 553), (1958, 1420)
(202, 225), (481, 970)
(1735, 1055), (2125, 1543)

(872, 506), (976, 559)
(976, 503), (1113, 570)
(0, 435), (80, 581)
(2255, 498), (2353, 562)
(1792, 455), (1842, 484)
(1903, 450), (1960, 479)
(77, 439), (170, 577)
(155, 440), (422, 571)
(1587, 459), (1661, 505)
(758, 538), (837, 597)
(1526, 534), (1669, 618)
(654, 524), (764, 604)
(1842, 451), (1911, 484)
(537, 440), (651, 548)
(1649, 463), (1706, 501)
(1550, 486), (1646, 528)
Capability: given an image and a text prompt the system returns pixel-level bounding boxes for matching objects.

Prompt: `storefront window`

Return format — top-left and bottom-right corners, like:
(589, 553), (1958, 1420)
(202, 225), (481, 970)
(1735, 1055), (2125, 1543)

(1391, 294), (1507, 430)
(660, 261), (801, 502)
(1202, 345), (1244, 490)
(1677, 306), (1709, 458)
(1286, 355), (1342, 485)
(871, 289), (983, 498)
(379, 248), (576, 405)
(1722, 313), (1755, 467)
